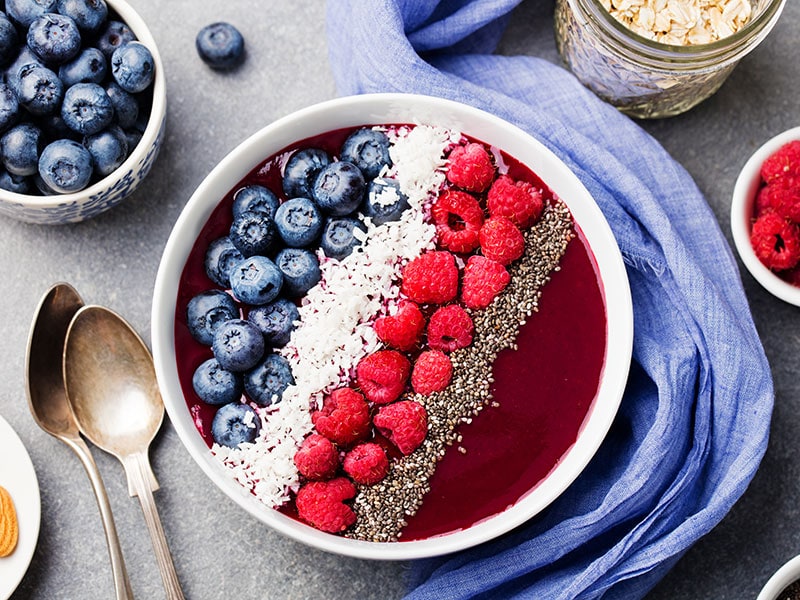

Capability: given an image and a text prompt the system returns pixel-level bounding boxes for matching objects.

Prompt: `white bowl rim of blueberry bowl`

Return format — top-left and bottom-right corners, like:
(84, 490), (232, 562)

(0, 0), (166, 216)
(731, 125), (800, 307)
(151, 92), (634, 560)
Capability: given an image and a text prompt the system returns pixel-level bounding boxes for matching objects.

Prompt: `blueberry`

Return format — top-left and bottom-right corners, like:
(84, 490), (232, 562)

(17, 64), (63, 116)
(38, 138), (92, 192)
(0, 13), (19, 65)
(104, 82), (138, 129)
(229, 210), (278, 257)
(204, 236), (244, 288)
(229, 255), (283, 306)
(95, 19), (135, 58)
(275, 248), (321, 297)
(282, 148), (330, 200)
(27, 13), (82, 64)
(231, 184), (279, 220)
(56, 0), (107, 32)
(274, 197), (322, 248)
(6, 0), (57, 29)
(0, 83), (20, 134)
(123, 127), (141, 152)
(247, 298), (299, 347)
(192, 358), (243, 406)
(212, 318), (265, 372)
(111, 41), (154, 93)
(363, 177), (410, 225)
(312, 161), (366, 216)
(59, 47), (106, 85)
(210, 402), (260, 448)
(1, 123), (43, 176)
(4, 46), (44, 93)
(244, 354), (294, 407)
(84, 124), (127, 176)
(341, 128), (392, 180)
(195, 22), (245, 70)
(186, 289), (238, 346)
(0, 168), (31, 193)
(61, 82), (113, 135)
(320, 216), (366, 260)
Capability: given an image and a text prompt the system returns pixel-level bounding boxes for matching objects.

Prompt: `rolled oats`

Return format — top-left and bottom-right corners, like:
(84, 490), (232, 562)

(601, 0), (752, 45)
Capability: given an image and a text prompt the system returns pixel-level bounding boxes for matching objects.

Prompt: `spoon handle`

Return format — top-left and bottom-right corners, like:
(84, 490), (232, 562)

(65, 435), (135, 600)
(124, 452), (185, 600)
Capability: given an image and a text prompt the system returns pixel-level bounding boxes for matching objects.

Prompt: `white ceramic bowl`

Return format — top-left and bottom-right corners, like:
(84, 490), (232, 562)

(0, 0), (166, 225)
(152, 93), (633, 560)
(758, 554), (800, 600)
(731, 126), (800, 306)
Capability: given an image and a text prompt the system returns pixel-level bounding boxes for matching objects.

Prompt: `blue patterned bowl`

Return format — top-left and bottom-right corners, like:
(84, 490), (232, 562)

(0, 0), (166, 225)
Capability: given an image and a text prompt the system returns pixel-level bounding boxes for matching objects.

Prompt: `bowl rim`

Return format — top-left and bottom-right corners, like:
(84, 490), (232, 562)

(152, 92), (633, 560)
(730, 125), (800, 307)
(758, 554), (800, 600)
(0, 0), (167, 208)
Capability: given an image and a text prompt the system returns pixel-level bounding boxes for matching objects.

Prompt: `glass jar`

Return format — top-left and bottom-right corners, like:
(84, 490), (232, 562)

(554, 0), (786, 118)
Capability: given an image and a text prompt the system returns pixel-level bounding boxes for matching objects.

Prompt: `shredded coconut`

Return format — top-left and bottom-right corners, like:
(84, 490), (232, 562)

(211, 124), (456, 508)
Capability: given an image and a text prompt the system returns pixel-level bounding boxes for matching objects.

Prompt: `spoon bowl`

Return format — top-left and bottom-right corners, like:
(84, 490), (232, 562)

(25, 283), (133, 600)
(64, 304), (184, 600)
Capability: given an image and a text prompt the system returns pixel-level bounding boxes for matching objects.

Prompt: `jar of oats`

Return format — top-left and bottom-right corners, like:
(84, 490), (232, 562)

(554, 0), (786, 118)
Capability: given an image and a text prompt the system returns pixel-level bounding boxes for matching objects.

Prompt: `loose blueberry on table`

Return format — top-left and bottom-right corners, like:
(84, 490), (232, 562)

(177, 124), (607, 542)
(195, 22), (245, 70)
(0, 0), (157, 195)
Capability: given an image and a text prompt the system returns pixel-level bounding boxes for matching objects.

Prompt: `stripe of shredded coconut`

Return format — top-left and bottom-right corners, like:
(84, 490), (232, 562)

(211, 124), (457, 508)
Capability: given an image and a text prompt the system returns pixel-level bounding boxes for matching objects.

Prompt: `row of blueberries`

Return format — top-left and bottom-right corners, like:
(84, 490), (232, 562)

(188, 127), (414, 448)
(0, 1), (155, 194)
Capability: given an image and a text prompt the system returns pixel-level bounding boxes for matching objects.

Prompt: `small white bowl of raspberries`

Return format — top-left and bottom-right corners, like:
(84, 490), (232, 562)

(731, 127), (800, 306)
(152, 93), (633, 560)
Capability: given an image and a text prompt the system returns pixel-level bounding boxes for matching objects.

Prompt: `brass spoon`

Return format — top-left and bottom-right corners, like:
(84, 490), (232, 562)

(63, 305), (185, 600)
(25, 283), (134, 600)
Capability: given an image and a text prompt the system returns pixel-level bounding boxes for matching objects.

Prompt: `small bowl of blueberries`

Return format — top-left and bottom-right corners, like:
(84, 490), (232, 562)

(0, 0), (166, 225)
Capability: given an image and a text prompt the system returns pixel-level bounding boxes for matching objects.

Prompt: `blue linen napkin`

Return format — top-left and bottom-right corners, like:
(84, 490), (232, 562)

(326, 1), (774, 598)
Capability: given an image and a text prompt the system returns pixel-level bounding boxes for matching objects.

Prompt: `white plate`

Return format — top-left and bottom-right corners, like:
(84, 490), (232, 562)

(0, 415), (41, 600)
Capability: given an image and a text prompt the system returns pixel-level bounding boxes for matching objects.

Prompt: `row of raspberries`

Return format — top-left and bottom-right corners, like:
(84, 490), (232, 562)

(751, 140), (800, 274)
(292, 139), (546, 534)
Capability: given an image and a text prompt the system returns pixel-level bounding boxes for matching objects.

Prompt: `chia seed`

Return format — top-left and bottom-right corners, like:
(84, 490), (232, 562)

(347, 200), (575, 542)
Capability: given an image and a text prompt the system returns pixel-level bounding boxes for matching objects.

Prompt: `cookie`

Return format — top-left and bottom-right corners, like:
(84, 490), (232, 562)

(0, 484), (19, 558)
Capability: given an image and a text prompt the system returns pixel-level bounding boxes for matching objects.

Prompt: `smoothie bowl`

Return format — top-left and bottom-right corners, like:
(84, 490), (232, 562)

(151, 94), (633, 560)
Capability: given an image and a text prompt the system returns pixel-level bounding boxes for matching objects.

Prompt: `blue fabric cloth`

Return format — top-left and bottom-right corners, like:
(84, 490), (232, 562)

(325, 2), (774, 598)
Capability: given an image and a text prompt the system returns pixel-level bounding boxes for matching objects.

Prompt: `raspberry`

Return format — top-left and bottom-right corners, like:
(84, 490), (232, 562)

(479, 216), (525, 265)
(401, 250), (459, 305)
(342, 442), (389, 485)
(760, 141), (800, 184)
(432, 190), (484, 253)
(411, 350), (453, 396)
(762, 177), (800, 223)
(311, 387), (371, 446)
(427, 304), (473, 352)
(446, 142), (495, 192)
(373, 300), (425, 351)
(487, 175), (543, 229)
(461, 255), (510, 310)
(356, 349), (411, 404)
(295, 477), (356, 533)
(373, 400), (428, 455)
(750, 211), (800, 271)
(294, 433), (340, 480)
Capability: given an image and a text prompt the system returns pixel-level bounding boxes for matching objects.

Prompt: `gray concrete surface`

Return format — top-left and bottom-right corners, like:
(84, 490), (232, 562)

(2, 1), (798, 598)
